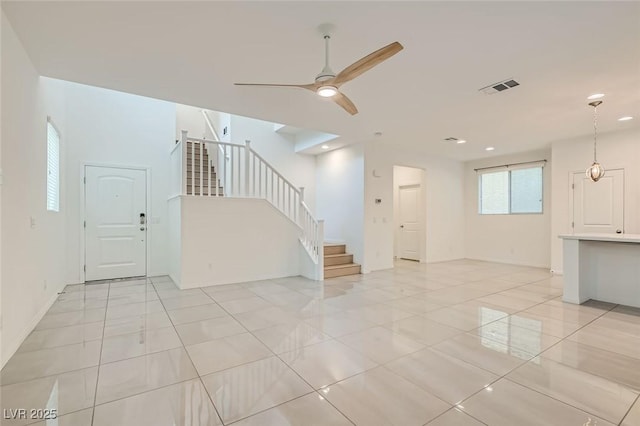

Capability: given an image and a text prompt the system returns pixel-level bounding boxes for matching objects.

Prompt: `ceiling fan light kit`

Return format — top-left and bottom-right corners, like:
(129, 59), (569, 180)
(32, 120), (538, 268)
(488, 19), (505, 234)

(317, 85), (338, 97)
(235, 33), (403, 115)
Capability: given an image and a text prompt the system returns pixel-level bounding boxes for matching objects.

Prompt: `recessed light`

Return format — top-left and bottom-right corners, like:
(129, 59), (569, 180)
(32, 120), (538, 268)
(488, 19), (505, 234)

(457, 140), (467, 144)
(321, 145), (329, 149)
(587, 93), (605, 100)
(485, 147), (495, 151)
(618, 116), (633, 121)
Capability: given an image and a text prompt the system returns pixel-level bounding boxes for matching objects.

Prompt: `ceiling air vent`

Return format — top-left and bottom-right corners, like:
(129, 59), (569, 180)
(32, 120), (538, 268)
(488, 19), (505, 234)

(479, 78), (520, 95)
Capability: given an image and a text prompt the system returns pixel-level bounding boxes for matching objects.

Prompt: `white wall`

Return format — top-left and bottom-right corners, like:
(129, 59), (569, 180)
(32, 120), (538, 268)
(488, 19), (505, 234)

(60, 80), (176, 283)
(393, 166), (426, 262)
(1, 13), (67, 366)
(364, 143), (465, 272)
(178, 197), (302, 287)
(551, 128), (640, 273)
(230, 115), (317, 212)
(176, 104), (209, 141)
(464, 149), (551, 268)
(167, 197), (181, 286)
(316, 144), (365, 265)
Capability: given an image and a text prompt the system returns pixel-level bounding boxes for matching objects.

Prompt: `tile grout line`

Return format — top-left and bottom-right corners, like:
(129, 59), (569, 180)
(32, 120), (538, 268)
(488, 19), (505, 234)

(618, 393), (639, 426)
(201, 281), (362, 425)
(440, 300), (625, 424)
(89, 278), (112, 426)
(155, 283), (227, 425)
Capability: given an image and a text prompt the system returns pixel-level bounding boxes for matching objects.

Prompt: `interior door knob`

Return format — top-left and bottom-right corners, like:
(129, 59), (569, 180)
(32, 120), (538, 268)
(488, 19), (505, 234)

(616, 229), (622, 234)
(140, 227), (145, 231)
(400, 225), (404, 228)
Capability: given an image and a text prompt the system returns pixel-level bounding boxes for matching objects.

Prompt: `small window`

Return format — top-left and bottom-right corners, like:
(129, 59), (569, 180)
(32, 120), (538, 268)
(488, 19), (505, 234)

(479, 165), (543, 215)
(47, 119), (60, 212)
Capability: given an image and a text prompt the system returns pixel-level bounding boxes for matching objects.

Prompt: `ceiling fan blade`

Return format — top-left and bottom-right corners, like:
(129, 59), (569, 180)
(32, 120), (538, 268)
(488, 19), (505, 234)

(333, 41), (403, 86)
(333, 92), (358, 115)
(234, 83), (317, 92)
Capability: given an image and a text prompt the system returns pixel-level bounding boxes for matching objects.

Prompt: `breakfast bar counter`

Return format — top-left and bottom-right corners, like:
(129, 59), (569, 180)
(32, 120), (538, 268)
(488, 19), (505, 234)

(559, 233), (640, 307)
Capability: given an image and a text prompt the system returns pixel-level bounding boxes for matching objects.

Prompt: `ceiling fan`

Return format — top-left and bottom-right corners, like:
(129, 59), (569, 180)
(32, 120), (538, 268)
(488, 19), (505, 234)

(234, 35), (403, 115)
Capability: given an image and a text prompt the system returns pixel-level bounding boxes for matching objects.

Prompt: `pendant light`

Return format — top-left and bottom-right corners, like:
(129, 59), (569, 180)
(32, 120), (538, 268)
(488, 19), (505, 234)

(586, 100), (605, 182)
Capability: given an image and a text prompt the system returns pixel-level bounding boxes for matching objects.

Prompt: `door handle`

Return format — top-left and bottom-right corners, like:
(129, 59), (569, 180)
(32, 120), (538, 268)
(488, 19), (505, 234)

(140, 227), (145, 231)
(616, 229), (622, 234)
(400, 225), (404, 228)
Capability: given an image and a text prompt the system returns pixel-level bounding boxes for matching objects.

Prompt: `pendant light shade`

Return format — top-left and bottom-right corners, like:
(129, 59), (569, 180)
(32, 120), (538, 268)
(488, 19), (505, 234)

(586, 161), (605, 182)
(586, 101), (605, 182)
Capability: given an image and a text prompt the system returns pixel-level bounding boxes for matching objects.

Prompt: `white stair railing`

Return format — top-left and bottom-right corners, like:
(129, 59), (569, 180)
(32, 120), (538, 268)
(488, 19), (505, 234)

(169, 130), (322, 264)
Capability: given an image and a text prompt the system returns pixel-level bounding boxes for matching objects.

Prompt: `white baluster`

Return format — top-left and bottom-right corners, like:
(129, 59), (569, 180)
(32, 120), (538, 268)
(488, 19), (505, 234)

(181, 131), (188, 195)
(298, 187), (305, 227)
(199, 142), (203, 196)
(317, 220), (325, 274)
(190, 141), (195, 196)
(208, 146), (212, 197)
(245, 141), (251, 197)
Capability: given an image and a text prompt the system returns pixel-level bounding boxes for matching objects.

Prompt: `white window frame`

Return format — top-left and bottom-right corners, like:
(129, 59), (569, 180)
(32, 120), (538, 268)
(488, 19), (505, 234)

(46, 117), (60, 212)
(478, 162), (545, 215)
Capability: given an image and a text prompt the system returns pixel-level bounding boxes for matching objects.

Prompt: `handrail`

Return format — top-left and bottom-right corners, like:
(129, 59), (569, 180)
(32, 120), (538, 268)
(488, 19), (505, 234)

(170, 140), (182, 155)
(250, 149), (301, 196)
(186, 136), (243, 147)
(202, 110), (221, 142)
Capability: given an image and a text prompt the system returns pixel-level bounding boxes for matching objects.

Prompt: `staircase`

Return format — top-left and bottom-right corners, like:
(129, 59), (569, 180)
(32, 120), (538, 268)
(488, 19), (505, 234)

(324, 244), (361, 279)
(186, 141), (223, 196)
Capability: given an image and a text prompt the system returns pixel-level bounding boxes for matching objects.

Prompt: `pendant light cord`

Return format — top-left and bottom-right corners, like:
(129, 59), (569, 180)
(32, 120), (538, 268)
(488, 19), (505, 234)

(593, 104), (598, 162)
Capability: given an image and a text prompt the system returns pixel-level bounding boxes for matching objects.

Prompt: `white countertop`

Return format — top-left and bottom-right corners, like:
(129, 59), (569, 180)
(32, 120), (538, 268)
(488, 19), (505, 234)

(559, 233), (640, 243)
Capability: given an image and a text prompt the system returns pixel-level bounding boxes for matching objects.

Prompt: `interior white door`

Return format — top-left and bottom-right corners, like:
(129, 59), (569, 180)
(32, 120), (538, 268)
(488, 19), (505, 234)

(572, 169), (624, 234)
(85, 166), (147, 281)
(399, 185), (420, 261)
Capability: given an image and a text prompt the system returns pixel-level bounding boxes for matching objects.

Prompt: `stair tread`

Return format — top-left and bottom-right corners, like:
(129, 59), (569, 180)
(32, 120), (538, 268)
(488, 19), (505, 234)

(324, 263), (360, 270)
(324, 253), (352, 258)
(324, 243), (346, 247)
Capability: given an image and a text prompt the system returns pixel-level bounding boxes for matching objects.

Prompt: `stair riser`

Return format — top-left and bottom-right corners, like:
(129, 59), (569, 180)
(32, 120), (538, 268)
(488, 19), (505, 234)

(324, 254), (353, 266)
(324, 245), (346, 255)
(324, 265), (361, 279)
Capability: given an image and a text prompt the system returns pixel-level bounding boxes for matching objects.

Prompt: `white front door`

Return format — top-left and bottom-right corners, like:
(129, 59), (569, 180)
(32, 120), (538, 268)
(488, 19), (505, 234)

(572, 169), (624, 234)
(399, 184), (420, 261)
(85, 166), (147, 281)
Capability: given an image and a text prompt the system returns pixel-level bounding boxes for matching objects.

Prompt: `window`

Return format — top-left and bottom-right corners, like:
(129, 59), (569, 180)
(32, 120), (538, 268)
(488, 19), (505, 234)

(479, 164), (543, 214)
(46, 119), (60, 212)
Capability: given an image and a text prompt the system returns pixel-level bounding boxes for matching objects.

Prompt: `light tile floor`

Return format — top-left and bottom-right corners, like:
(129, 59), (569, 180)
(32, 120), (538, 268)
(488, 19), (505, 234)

(2, 260), (640, 425)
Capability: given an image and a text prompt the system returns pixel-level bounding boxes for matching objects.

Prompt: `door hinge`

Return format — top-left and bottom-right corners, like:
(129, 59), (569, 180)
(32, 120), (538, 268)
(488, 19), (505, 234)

(83, 265), (86, 272)
(571, 183), (575, 189)
(84, 220), (86, 228)
(571, 221), (574, 228)
(83, 177), (86, 184)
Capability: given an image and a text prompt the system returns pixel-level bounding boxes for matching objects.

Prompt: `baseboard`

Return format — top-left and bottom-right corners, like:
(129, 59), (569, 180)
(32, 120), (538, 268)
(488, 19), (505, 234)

(324, 239), (345, 244)
(168, 273), (181, 289)
(465, 256), (551, 270)
(1, 289), (61, 369)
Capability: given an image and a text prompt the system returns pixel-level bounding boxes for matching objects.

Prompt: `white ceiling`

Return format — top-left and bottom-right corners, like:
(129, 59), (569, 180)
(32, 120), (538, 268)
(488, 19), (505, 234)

(3, 1), (639, 161)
